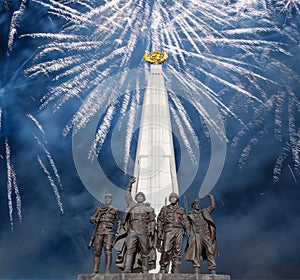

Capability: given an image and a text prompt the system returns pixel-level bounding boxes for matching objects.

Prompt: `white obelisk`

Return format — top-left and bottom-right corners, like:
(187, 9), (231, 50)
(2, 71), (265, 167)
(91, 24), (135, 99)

(132, 51), (178, 214)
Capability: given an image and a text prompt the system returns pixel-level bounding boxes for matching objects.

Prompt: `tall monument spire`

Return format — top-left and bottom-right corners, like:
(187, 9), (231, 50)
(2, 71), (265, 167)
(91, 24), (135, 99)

(132, 51), (178, 213)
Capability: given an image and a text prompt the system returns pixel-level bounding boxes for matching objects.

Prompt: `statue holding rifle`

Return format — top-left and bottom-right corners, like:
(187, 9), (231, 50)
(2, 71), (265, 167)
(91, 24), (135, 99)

(157, 192), (189, 274)
(89, 193), (121, 274)
(184, 194), (218, 275)
(114, 177), (156, 273)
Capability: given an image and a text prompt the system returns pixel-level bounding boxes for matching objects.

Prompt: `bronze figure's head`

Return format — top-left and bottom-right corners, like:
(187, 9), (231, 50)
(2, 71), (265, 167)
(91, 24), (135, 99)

(135, 192), (146, 203)
(169, 192), (179, 204)
(191, 199), (200, 210)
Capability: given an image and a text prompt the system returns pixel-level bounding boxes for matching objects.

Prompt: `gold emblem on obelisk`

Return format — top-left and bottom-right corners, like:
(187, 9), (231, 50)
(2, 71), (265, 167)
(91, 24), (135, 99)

(144, 51), (168, 64)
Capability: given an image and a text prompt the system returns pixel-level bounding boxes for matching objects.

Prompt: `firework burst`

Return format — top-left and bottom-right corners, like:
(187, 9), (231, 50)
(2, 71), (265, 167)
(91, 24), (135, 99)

(3, 0), (299, 213)
(0, 2), (65, 229)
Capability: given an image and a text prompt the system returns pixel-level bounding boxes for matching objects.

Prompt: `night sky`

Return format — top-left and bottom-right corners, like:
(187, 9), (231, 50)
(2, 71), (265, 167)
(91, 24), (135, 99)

(0, 1), (300, 279)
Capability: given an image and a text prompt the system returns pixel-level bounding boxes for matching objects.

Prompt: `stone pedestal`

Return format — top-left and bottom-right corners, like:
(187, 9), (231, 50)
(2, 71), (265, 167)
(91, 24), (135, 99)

(77, 273), (230, 280)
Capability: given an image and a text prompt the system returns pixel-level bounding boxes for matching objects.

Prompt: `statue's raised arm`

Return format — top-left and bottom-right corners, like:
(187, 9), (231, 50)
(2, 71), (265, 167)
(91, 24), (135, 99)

(184, 195), (218, 275)
(125, 177), (136, 206)
(207, 194), (216, 214)
(116, 176), (156, 273)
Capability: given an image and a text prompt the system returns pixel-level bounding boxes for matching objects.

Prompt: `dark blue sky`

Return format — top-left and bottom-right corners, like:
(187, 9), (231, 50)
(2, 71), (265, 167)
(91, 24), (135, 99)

(0, 1), (300, 279)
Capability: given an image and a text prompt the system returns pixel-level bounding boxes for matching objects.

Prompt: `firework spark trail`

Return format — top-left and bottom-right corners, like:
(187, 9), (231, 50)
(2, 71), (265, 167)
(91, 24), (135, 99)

(11, 167), (22, 223)
(34, 41), (103, 61)
(37, 155), (64, 214)
(238, 128), (268, 168)
(7, 1), (27, 51)
(288, 96), (300, 172)
(167, 67), (231, 141)
(233, 88), (300, 179)
(123, 86), (141, 173)
(288, 164), (298, 182)
(27, 113), (46, 137)
(170, 106), (197, 165)
(273, 144), (290, 182)
(23, 54), (85, 81)
(21, 33), (79, 41)
(83, 0), (151, 69)
(6, 139), (13, 230)
(59, 0), (95, 11)
(63, 66), (142, 139)
(88, 104), (116, 161)
(167, 63), (251, 130)
(27, 114), (63, 187)
(62, 67), (125, 137)
(51, 58), (89, 82)
(162, 1), (232, 55)
(151, 3), (163, 51)
(32, 0), (91, 24)
(62, 84), (110, 137)
(44, 148), (63, 188)
(181, 48), (281, 96)
(5, 139), (22, 230)
(191, 96), (228, 142)
(296, 134), (300, 172)
(34, 136), (63, 188)
(234, 0), (268, 12)
(23, 119), (64, 212)
(274, 91), (285, 142)
(169, 91), (200, 148)
(117, 6), (145, 68)
(166, 68), (220, 140)
(37, 47), (126, 112)
(223, 26), (298, 45)
(119, 71), (143, 118)
(152, 0), (235, 66)
(153, 8), (185, 67)
(277, 0), (300, 14)
(119, 89), (131, 117)
(231, 96), (275, 149)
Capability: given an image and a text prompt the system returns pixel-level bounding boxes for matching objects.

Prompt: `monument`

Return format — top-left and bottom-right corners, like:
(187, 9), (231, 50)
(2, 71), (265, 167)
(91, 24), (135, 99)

(78, 52), (230, 280)
(131, 51), (178, 214)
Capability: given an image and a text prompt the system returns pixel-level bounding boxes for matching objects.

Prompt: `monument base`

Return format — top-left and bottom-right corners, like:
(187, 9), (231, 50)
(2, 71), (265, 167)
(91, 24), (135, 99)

(77, 273), (230, 280)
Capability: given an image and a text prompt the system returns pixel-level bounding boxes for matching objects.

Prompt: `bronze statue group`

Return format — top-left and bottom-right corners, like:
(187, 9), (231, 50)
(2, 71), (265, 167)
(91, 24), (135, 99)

(88, 177), (218, 275)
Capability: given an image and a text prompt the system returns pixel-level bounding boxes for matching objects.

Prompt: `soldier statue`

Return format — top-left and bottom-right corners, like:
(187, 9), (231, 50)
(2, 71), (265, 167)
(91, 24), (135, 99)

(89, 193), (121, 274)
(157, 192), (189, 274)
(184, 194), (218, 275)
(114, 177), (156, 273)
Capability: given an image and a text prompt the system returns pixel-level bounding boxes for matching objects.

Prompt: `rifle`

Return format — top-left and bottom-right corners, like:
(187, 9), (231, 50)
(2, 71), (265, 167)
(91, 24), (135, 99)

(184, 195), (192, 237)
(88, 229), (96, 249)
(88, 199), (103, 249)
(156, 196), (168, 252)
(184, 195), (188, 215)
(164, 196), (167, 227)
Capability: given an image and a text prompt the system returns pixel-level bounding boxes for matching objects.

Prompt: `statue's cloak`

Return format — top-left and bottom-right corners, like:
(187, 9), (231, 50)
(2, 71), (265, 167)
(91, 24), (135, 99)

(184, 208), (218, 262)
(114, 203), (157, 272)
(114, 226), (157, 272)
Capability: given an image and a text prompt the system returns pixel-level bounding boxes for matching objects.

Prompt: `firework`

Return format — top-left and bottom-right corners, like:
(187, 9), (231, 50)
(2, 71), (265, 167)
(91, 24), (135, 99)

(1, 0), (299, 218)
